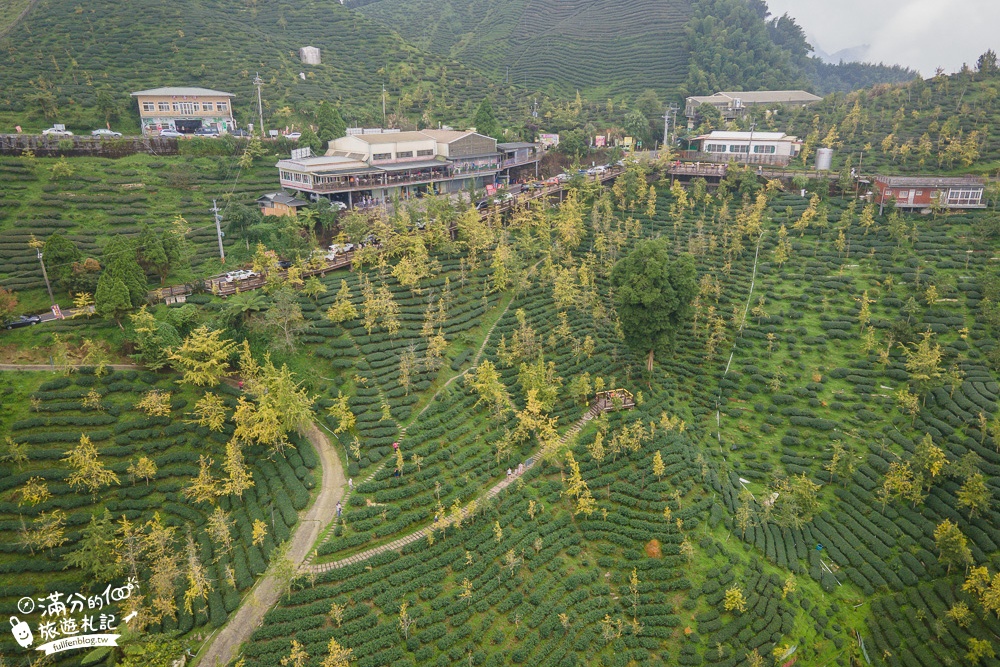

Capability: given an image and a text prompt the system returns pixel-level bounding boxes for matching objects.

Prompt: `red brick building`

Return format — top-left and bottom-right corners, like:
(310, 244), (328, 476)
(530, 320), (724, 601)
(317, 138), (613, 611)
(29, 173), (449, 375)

(873, 175), (986, 214)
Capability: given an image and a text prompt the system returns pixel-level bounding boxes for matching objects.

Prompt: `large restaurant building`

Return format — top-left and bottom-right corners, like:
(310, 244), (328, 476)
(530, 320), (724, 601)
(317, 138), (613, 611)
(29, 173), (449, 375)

(275, 129), (540, 208)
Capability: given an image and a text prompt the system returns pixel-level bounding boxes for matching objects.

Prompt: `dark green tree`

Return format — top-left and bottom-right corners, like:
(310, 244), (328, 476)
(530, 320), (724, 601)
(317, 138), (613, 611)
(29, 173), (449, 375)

(95, 274), (133, 328)
(95, 88), (122, 124)
(102, 236), (147, 307)
(43, 233), (83, 293)
(128, 307), (182, 370)
(695, 103), (723, 132)
(622, 111), (651, 148)
(555, 129), (588, 160)
(298, 126), (323, 154)
(977, 50), (999, 75)
(473, 98), (501, 139)
(316, 102), (346, 144)
(137, 226), (184, 284)
(137, 225), (168, 280)
(611, 241), (697, 372)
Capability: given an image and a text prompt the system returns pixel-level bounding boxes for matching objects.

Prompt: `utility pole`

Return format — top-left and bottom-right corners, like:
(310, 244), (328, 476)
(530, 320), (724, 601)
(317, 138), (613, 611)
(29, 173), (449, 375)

(745, 122), (756, 166)
(382, 83), (387, 128)
(212, 200), (225, 264)
(253, 72), (265, 138)
(37, 248), (54, 306)
(663, 104), (679, 155)
(28, 236), (54, 306)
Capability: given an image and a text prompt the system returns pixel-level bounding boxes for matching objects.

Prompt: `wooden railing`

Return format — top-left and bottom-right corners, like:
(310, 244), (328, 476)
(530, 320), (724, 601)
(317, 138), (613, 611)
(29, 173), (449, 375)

(593, 389), (636, 412)
(206, 252), (357, 297)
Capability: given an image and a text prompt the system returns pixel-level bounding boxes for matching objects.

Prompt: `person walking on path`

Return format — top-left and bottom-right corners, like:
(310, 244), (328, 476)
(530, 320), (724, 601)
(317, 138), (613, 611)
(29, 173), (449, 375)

(336, 502), (342, 519)
(517, 462), (524, 475)
(507, 468), (513, 480)
(348, 478), (353, 491)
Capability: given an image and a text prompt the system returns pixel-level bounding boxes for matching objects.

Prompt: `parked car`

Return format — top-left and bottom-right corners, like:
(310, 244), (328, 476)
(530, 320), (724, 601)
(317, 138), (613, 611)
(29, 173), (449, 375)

(91, 129), (122, 138)
(224, 269), (256, 282)
(4, 314), (42, 330)
(285, 132), (302, 141)
(328, 200), (348, 211)
(158, 128), (183, 137)
(194, 127), (220, 137)
(277, 260), (293, 269)
(41, 128), (73, 137)
(230, 128), (250, 137)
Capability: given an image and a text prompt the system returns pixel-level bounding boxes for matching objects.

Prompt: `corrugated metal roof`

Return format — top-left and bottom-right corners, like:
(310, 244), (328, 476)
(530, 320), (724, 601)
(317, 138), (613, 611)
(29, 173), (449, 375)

(716, 90), (821, 104)
(131, 87), (234, 97)
(349, 131), (435, 144)
(498, 142), (538, 150)
(875, 175), (985, 187)
(257, 192), (310, 207)
(694, 131), (797, 141)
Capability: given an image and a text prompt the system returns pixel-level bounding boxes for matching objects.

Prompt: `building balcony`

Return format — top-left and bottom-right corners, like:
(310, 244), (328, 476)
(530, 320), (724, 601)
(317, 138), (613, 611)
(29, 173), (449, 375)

(282, 168), (473, 194)
(501, 155), (541, 169)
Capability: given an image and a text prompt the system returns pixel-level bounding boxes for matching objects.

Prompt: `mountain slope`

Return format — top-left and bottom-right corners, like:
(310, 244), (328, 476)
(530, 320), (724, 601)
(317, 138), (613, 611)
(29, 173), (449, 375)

(356, 0), (693, 98)
(0, 0), (492, 129)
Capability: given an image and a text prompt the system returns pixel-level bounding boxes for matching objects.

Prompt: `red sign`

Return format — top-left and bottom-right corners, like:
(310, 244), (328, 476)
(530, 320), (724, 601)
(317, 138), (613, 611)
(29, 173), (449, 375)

(51, 304), (64, 320)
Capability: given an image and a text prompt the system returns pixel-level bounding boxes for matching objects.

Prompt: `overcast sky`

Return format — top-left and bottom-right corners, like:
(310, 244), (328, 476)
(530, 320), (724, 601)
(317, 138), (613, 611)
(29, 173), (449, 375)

(765, 0), (1000, 76)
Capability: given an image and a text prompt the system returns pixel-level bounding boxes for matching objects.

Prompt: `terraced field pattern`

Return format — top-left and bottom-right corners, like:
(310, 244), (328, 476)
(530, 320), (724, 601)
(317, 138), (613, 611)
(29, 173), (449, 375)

(211, 174), (1000, 667)
(357, 0), (692, 97)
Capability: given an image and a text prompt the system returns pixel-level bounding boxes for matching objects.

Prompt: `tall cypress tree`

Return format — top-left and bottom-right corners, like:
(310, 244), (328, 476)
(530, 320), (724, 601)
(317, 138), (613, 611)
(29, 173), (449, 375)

(473, 99), (501, 139)
(316, 102), (346, 144)
(95, 274), (132, 327)
(102, 236), (146, 307)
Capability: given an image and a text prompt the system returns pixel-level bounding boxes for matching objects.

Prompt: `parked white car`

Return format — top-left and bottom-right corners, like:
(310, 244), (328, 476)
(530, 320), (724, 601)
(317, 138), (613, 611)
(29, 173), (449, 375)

(42, 127), (74, 137)
(91, 129), (122, 138)
(224, 269), (257, 282)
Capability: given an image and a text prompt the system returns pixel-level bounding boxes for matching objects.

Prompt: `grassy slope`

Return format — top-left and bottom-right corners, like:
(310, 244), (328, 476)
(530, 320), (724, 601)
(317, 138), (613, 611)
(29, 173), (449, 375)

(0, 0), (493, 132)
(231, 178), (1000, 667)
(357, 0), (693, 99)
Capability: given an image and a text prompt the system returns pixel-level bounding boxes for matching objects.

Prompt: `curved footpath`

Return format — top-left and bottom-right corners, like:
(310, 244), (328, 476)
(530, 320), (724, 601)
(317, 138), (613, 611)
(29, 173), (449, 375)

(195, 422), (345, 667)
(306, 403), (600, 575)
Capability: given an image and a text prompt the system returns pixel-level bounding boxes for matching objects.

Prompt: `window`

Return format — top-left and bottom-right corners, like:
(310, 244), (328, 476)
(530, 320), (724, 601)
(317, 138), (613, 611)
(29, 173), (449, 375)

(417, 149), (434, 157)
(915, 190), (923, 196)
(158, 102), (170, 112)
(729, 145), (749, 154)
(753, 145), (776, 154)
(172, 103), (179, 112)
(947, 187), (983, 206)
(216, 102), (228, 112)
(203, 103), (213, 112)
(397, 151), (413, 158)
(142, 102), (155, 112)
(372, 153), (392, 161)
(705, 144), (727, 153)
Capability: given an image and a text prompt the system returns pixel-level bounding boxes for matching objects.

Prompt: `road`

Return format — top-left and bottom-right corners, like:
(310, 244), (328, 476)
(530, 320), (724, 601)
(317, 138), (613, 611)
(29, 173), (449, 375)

(194, 422), (345, 667)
